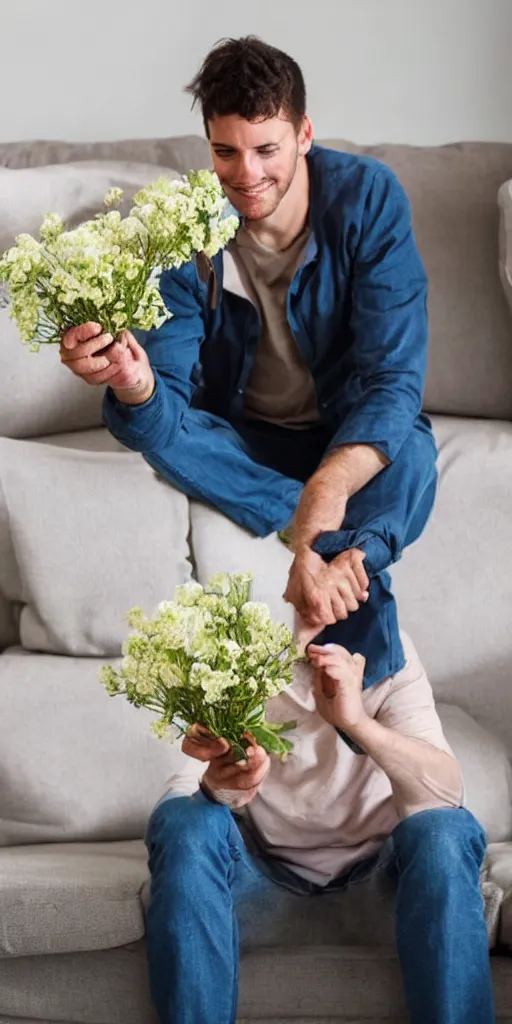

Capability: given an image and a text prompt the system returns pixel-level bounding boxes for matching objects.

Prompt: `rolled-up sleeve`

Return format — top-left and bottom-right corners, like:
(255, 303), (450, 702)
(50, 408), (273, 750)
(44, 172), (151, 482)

(102, 262), (205, 453)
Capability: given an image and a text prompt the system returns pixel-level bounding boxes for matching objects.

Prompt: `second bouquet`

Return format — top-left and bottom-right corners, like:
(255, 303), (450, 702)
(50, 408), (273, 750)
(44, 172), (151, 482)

(100, 573), (299, 762)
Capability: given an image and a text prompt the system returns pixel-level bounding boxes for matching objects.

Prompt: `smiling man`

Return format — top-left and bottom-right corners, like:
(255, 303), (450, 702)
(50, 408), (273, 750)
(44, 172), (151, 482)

(60, 36), (437, 687)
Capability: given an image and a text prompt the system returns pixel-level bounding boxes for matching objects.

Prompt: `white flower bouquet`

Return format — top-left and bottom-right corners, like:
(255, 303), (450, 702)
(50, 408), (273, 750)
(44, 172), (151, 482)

(0, 171), (238, 350)
(100, 573), (298, 761)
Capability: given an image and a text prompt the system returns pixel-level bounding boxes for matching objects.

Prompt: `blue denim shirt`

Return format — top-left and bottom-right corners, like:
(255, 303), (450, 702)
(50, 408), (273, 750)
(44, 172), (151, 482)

(104, 144), (437, 689)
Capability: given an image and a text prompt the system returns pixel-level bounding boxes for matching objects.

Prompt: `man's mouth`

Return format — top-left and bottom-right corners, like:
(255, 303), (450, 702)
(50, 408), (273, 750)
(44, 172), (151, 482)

(232, 183), (272, 197)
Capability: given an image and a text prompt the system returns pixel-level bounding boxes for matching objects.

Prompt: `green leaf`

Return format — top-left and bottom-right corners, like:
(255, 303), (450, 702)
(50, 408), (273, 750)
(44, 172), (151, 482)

(250, 724), (295, 759)
(261, 719), (296, 734)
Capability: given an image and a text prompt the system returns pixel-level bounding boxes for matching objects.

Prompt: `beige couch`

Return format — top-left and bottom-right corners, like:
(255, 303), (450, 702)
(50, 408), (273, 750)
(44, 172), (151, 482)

(0, 135), (511, 1023)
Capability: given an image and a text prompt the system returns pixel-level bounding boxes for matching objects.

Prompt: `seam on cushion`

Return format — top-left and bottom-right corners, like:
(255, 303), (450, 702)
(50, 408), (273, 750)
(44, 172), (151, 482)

(0, 469), (23, 603)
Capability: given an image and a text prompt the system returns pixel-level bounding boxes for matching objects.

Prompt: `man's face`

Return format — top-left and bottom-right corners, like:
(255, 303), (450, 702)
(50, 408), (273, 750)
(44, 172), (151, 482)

(208, 112), (310, 221)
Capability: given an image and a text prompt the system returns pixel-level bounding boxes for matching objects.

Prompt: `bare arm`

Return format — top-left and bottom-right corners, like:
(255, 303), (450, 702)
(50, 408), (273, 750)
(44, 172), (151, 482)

(347, 715), (463, 819)
(309, 643), (463, 820)
(290, 443), (389, 551)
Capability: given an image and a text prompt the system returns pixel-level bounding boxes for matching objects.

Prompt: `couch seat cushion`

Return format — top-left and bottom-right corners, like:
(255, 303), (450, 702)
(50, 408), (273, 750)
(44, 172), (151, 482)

(0, 841), (147, 957)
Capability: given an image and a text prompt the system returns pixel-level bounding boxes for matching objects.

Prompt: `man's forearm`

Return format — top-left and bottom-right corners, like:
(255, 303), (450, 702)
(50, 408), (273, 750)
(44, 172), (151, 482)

(347, 716), (463, 819)
(291, 443), (389, 550)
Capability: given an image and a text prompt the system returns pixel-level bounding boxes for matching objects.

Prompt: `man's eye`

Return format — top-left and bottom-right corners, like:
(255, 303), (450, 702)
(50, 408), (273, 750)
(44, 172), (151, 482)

(258, 149), (278, 156)
(215, 150), (235, 158)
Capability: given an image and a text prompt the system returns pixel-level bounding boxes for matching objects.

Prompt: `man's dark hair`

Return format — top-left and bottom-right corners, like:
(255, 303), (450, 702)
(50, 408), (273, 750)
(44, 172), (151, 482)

(185, 36), (306, 134)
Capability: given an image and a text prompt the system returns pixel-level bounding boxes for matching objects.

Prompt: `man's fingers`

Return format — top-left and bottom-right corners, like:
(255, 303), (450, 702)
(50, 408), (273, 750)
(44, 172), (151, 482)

(351, 552), (370, 593)
(61, 322), (103, 350)
(120, 329), (143, 356)
(338, 566), (366, 603)
(60, 332), (114, 362)
(329, 592), (349, 620)
(212, 748), (270, 790)
(182, 724), (230, 762)
(313, 668), (338, 701)
(81, 366), (127, 385)
(308, 643), (354, 665)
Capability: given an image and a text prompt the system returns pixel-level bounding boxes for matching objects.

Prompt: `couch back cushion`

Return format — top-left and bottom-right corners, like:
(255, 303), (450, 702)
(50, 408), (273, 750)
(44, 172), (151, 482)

(0, 135), (211, 174)
(2, 138), (511, 431)
(0, 161), (180, 438)
(0, 437), (192, 656)
(321, 140), (512, 420)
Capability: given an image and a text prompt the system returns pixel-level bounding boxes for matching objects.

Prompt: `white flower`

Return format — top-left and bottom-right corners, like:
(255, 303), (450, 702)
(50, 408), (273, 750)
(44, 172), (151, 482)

(241, 601), (271, 628)
(175, 581), (204, 607)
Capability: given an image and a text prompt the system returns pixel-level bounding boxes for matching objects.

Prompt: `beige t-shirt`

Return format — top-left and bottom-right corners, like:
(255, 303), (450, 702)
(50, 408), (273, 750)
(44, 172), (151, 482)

(229, 225), (321, 429)
(167, 634), (462, 887)
(245, 633), (461, 885)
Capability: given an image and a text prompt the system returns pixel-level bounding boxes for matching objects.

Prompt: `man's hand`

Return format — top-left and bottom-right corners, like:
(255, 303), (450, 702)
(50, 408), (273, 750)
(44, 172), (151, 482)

(182, 724), (270, 809)
(284, 546), (369, 637)
(308, 643), (367, 733)
(60, 322), (155, 403)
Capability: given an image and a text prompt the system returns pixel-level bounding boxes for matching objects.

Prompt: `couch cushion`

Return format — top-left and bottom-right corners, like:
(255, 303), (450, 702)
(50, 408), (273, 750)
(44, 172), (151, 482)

(0, 135), (211, 174)
(33, 426), (126, 451)
(0, 161), (181, 439)
(0, 309), (106, 439)
(189, 499), (294, 630)
(1, 944), (511, 1024)
(390, 415), (512, 757)
(322, 140), (512, 420)
(0, 598), (18, 654)
(499, 180), (512, 317)
(0, 160), (180, 253)
(0, 437), (192, 655)
(0, 841), (147, 956)
(482, 843), (512, 949)
(0, 649), (201, 845)
(437, 705), (512, 842)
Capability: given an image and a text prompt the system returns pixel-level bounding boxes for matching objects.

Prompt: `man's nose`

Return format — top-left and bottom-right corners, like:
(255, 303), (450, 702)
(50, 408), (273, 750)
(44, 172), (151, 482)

(235, 152), (263, 184)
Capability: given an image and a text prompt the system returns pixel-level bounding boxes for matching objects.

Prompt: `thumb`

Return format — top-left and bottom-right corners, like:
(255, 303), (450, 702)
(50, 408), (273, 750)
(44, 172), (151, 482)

(120, 330), (144, 357)
(352, 652), (366, 677)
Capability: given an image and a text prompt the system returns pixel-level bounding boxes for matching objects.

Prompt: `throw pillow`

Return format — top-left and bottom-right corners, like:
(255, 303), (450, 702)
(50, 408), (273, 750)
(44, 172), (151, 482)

(0, 647), (201, 845)
(0, 437), (192, 655)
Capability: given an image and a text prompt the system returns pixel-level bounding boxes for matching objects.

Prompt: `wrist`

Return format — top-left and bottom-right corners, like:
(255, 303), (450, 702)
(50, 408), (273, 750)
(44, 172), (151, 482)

(341, 712), (377, 748)
(114, 373), (155, 406)
(199, 775), (220, 804)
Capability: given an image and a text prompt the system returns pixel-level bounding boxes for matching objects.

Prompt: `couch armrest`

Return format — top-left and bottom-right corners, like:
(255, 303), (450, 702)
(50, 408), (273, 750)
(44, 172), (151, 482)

(481, 842), (512, 948)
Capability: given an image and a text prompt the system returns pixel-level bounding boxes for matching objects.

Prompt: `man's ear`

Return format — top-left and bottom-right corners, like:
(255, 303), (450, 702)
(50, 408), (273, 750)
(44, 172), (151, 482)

(298, 115), (314, 156)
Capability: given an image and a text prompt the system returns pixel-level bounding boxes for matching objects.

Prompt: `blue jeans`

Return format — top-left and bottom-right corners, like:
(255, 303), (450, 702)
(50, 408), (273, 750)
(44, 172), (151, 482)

(145, 793), (494, 1024)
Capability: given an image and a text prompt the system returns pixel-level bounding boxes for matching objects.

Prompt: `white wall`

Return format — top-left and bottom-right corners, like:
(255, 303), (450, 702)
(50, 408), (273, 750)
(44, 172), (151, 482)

(1, 0), (511, 145)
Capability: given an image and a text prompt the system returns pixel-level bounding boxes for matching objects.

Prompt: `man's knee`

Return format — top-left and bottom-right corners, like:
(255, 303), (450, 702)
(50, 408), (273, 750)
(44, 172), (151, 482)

(392, 807), (487, 877)
(146, 792), (231, 858)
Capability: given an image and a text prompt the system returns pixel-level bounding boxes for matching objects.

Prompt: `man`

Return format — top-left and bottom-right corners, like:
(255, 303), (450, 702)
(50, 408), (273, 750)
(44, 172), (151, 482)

(145, 636), (493, 1023)
(60, 36), (437, 686)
